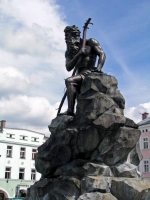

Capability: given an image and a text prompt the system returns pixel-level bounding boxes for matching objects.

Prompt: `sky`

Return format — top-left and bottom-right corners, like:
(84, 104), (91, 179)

(0, 0), (149, 136)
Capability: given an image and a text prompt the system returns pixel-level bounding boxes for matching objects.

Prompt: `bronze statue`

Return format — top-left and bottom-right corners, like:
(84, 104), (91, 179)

(58, 19), (106, 116)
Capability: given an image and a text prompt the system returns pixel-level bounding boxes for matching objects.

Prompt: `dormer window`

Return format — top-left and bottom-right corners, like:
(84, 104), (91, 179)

(31, 137), (39, 142)
(20, 135), (28, 140)
(6, 133), (15, 139)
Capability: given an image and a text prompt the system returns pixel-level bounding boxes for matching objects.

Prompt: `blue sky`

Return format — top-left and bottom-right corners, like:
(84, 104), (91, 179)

(0, 0), (149, 135)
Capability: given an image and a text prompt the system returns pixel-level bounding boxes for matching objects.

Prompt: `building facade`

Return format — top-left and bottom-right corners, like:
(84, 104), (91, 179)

(0, 120), (47, 199)
(138, 113), (150, 181)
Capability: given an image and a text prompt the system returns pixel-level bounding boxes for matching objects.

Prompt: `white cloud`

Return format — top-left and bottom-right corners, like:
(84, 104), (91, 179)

(0, 0), (69, 95)
(1, 26), (49, 56)
(124, 102), (150, 123)
(0, 0), (66, 54)
(0, 95), (68, 135)
(30, 71), (54, 85)
(0, 0), (65, 28)
(0, 66), (30, 94)
(0, 49), (40, 69)
(0, 0), (69, 134)
(0, 95), (56, 124)
(0, 0), (67, 75)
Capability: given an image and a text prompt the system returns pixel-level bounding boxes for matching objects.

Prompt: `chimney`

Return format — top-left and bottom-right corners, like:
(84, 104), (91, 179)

(1, 120), (6, 129)
(142, 112), (149, 120)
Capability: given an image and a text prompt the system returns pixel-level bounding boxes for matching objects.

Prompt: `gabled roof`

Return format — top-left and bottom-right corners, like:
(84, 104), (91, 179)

(138, 117), (150, 126)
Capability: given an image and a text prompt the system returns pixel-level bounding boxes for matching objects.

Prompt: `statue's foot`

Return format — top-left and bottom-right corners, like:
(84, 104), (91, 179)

(58, 110), (75, 116)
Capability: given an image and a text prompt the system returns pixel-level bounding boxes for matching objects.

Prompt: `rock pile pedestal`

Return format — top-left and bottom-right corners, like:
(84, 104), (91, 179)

(25, 73), (150, 200)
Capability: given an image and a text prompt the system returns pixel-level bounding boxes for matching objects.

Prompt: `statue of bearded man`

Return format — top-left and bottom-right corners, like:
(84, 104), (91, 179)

(62, 25), (106, 116)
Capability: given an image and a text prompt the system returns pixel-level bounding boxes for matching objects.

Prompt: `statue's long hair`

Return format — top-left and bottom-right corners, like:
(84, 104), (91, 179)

(64, 25), (81, 57)
(64, 25), (81, 41)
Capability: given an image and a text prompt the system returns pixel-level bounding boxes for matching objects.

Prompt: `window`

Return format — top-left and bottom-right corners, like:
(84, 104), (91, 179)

(6, 133), (15, 139)
(6, 146), (12, 157)
(19, 168), (25, 179)
(20, 147), (26, 158)
(144, 160), (149, 172)
(32, 149), (37, 160)
(146, 129), (148, 132)
(31, 137), (39, 142)
(142, 130), (144, 133)
(143, 138), (148, 149)
(5, 167), (11, 179)
(20, 135), (28, 140)
(31, 169), (36, 180)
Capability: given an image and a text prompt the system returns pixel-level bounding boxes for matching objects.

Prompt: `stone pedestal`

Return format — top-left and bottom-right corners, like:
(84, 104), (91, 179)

(25, 73), (149, 200)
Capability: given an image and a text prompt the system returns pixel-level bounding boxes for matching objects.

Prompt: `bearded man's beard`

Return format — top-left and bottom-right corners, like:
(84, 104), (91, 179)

(67, 44), (80, 57)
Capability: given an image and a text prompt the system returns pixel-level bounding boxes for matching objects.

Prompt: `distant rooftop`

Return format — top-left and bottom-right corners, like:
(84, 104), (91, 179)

(138, 116), (150, 126)
(0, 120), (45, 135)
(4, 127), (45, 135)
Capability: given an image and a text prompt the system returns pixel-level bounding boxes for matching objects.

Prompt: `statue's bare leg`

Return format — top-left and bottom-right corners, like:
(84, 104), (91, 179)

(64, 75), (82, 115)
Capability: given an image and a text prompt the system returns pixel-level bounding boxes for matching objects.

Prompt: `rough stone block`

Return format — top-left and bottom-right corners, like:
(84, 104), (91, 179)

(110, 178), (150, 200)
(111, 162), (140, 178)
(77, 192), (117, 200)
(81, 176), (111, 194)
(83, 162), (113, 177)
